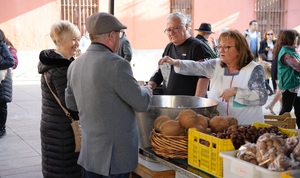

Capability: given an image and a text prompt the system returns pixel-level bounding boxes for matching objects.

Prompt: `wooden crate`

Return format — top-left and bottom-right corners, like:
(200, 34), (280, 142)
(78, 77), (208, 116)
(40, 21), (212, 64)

(264, 112), (296, 129)
(132, 163), (175, 178)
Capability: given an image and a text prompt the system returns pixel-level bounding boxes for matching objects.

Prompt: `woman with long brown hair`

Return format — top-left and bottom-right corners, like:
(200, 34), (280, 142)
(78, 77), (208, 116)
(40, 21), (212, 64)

(159, 29), (268, 125)
(275, 29), (300, 128)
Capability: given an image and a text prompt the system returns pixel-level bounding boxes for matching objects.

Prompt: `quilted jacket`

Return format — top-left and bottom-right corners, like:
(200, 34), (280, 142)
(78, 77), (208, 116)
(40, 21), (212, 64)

(38, 49), (83, 178)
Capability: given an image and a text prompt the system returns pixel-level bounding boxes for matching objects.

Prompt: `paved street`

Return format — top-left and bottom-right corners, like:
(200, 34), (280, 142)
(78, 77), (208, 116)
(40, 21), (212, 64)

(0, 51), (42, 178)
(0, 82), (42, 177)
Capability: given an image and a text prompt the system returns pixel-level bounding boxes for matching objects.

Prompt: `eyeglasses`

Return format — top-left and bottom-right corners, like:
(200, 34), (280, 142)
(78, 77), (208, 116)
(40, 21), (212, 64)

(216, 45), (235, 52)
(164, 26), (182, 35)
(114, 30), (125, 38)
(267, 33), (273, 36)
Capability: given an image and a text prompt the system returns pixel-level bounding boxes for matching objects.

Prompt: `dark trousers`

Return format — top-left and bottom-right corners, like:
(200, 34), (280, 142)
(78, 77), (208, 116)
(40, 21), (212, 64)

(279, 90), (300, 128)
(271, 78), (277, 91)
(0, 102), (7, 129)
(265, 79), (273, 94)
(84, 170), (130, 178)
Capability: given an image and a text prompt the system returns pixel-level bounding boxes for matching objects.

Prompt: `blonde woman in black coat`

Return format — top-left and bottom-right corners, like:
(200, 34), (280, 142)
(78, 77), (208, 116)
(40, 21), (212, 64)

(259, 29), (276, 90)
(38, 20), (83, 178)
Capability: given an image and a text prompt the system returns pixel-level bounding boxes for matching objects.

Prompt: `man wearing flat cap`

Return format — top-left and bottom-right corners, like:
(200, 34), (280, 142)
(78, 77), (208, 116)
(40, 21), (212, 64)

(194, 22), (218, 97)
(65, 12), (152, 178)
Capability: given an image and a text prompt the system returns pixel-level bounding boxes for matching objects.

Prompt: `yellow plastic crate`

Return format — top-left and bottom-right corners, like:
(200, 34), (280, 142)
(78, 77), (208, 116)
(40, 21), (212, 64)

(264, 112), (296, 129)
(252, 122), (298, 137)
(188, 128), (235, 178)
(188, 123), (298, 178)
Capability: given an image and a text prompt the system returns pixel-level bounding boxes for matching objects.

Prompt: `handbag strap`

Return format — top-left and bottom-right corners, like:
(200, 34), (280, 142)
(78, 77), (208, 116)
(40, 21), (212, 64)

(43, 73), (73, 122)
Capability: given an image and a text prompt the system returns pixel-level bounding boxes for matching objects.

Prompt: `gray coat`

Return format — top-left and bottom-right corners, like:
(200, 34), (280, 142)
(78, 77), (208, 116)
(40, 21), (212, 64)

(65, 43), (152, 176)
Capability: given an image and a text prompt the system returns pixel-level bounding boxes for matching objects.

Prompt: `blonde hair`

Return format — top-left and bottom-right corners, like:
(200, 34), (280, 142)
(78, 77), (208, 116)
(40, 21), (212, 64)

(50, 20), (80, 46)
(90, 33), (109, 41)
(263, 29), (275, 40)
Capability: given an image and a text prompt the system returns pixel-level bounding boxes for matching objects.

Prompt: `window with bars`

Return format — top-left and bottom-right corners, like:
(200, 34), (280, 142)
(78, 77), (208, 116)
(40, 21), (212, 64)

(61, 0), (99, 35)
(170, 0), (192, 20)
(255, 0), (285, 38)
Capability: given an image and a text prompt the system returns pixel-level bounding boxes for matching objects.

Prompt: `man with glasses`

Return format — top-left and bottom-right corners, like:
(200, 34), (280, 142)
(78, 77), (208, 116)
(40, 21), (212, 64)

(148, 12), (212, 96)
(65, 12), (152, 178)
(244, 20), (261, 60)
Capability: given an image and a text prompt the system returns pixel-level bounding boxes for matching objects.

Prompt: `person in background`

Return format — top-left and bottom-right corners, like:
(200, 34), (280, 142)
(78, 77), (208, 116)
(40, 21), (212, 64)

(211, 27), (229, 56)
(79, 25), (91, 54)
(257, 53), (274, 96)
(194, 22), (218, 97)
(296, 32), (300, 55)
(159, 29), (267, 125)
(37, 20), (83, 178)
(265, 30), (285, 115)
(195, 23), (217, 58)
(259, 29), (276, 90)
(65, 12), (152, 178)
(0, 30), (18, 70)
(148, 12), (212, 96)
(276, 29), (300, 128)
(117, 31), (132, 62)
(244, 20), (261, 60)
(259, 29), (276, 62)
(265, 87), (283, 115)
(0, 30), (15, 138)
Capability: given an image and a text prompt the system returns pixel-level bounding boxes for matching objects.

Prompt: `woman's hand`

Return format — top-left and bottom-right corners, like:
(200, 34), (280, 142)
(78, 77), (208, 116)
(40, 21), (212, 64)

(158, 56), (180, 67)
(220, 87), (238, 102)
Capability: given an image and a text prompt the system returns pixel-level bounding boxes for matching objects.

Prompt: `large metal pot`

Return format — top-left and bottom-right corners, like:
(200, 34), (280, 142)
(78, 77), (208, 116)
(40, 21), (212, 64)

(136, 95), (219, 149)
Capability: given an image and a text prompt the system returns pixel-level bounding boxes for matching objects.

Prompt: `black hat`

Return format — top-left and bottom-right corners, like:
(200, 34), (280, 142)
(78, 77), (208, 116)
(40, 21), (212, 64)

(195, 23), (214, 34)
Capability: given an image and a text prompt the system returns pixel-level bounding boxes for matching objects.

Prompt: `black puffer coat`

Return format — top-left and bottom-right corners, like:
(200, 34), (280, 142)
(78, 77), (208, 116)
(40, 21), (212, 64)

(0, 41), (14, 103)
(38, 49), (83, 178)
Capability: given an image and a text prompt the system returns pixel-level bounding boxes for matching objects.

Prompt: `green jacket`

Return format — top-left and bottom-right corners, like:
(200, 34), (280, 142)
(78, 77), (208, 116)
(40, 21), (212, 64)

(278, 46), (300, 90)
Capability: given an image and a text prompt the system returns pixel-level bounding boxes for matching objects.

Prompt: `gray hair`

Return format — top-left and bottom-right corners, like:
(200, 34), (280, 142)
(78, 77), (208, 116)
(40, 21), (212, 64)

(167, 12), (191, 26)
(90, 33), (109, 41)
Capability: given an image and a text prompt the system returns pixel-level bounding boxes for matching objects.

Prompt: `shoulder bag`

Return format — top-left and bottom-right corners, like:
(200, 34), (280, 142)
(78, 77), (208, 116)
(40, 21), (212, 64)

(43, 74), (81, 152)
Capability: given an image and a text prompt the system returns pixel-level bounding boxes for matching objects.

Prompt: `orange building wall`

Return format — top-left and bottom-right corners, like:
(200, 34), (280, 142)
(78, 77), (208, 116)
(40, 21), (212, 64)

(0, 0), (60, 51)
(193, 0), (256, 41)
(286, 0), (300, 32)
(100, 0), (171, 49)
(110, 0), (258, 49)
(1, 0), (300, 51)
